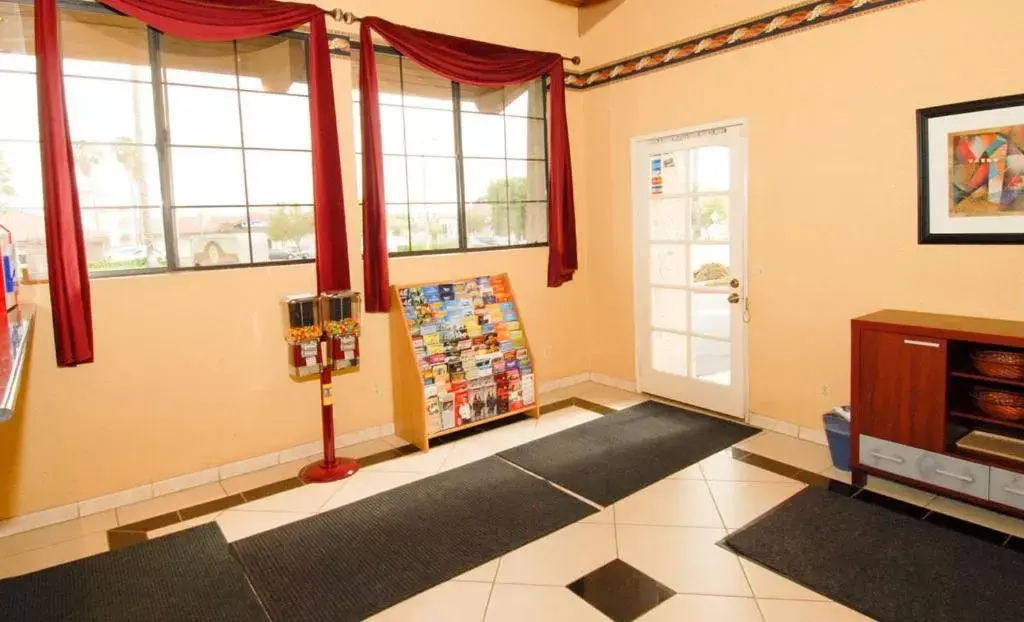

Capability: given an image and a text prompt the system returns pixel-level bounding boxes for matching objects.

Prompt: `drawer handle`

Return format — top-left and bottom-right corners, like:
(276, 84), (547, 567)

(1003, 486), (1024, 497)
(903, 339), (941, 348)
(869, 451), (905, 465)
(935, 468), (974, 484)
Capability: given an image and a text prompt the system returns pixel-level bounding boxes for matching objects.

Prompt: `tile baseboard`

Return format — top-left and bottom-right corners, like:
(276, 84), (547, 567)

(0, 421), (394, 539)
(588, 373), (637, 393)
(538, 373), (590, 394)
(748, 412), (828, 447)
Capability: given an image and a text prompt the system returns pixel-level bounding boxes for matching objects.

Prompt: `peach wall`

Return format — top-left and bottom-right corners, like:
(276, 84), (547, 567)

(580, 0), (1024, 430)
(0, 0), (586, 518)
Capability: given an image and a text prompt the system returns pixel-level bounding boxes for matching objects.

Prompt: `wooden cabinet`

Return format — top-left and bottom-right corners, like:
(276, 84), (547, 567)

(855, 329), (946, 452)
(851, 310), (1024, 519)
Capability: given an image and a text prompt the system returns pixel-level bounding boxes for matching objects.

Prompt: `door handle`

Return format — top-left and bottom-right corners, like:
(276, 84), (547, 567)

(903, 339), (940, 348)
(935, 468), (975, 484)
(869, 451), (905, 465)
(728, 293), (740, 304)
(1003, 486), (1024, 497)
(729, 278), (740, 288)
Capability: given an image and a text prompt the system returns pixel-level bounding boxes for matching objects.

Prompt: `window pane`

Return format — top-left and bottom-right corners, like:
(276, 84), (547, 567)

(73, 144), (161, 208)
(379, 105), (406, 155)
(691, 196), (729, 242)
(401, 57), (453, 110)
(1, 207), (47, 279)
(240, 92), (311, 150)
(407, 157), (457, 203)
(408, 203), (458, 251)
(690, 244), (730, 287)
(251, 205), (315, 262)
(82, 208), (166, 273)
(245, 150), (313, 205)
(352, 52), (403, 106)
(170, 147), (246, 206)
(166, 85), (241, 147)
(505, 117), (546, 159)
(66, 78), (157, 145)
(693, 337), (730, 385)
(0, 3), (35, 72)
(404, 108), (455, 156)
(523, 202), (548, 244)
(0, 73), (39, 140)
(386, 204), (411, 253)
(162, 37), (237, 88)
(691, 292), (730, 338)
(459, 85), (505, 114)
(173, 207), (253, 267)
(0, 142), (43, 208)
(695, 146), (730, 192)
(506, 159), (547, 201)
(466, 202), (508, 248)
(460, 112), (505, 158)
(462, 158), (507, 205)
(505, 81), (544, 118)
(237, 37), (308, 95)
(61, 11), (150, 82)
(382, 155), (408, 203)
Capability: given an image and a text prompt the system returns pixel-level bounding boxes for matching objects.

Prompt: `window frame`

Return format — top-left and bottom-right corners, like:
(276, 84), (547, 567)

(0, 0), (318, 279)
(351, 44), (551, 259)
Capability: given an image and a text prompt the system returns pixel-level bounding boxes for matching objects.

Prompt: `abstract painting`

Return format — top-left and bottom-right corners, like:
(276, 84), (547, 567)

(918, 94), (1024, 244)
(949, 125), (1024, 216)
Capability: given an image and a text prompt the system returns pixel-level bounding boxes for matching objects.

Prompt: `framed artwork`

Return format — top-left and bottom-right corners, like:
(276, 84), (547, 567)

(918, 93), (1024, 244)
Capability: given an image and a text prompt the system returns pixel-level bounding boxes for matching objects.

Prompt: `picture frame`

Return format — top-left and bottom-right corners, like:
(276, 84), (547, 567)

(917, 93), (1024, 244)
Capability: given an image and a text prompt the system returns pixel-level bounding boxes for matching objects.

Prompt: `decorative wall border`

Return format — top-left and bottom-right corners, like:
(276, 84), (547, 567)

(564, 0), (917, 90)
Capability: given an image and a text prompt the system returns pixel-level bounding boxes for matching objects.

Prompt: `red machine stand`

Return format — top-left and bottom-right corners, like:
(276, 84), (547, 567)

(298, 358), (361, 484)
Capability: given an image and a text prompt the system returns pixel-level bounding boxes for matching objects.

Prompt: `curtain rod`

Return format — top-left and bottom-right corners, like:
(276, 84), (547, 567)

(323, 8), (581, 66)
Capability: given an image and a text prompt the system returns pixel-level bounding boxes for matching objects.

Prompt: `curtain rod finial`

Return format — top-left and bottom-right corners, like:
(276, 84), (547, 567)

(565, 56), (581, 66)
(326, 8), (344, 21)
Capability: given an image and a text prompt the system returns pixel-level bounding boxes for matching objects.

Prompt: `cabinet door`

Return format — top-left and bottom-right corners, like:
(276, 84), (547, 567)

(857, 330), (946, 452)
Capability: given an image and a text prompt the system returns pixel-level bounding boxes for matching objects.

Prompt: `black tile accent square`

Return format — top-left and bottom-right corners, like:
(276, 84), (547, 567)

(924, 511), (1012, 545)
(852, 489), (930, 519)
(567, 559), (674, 622)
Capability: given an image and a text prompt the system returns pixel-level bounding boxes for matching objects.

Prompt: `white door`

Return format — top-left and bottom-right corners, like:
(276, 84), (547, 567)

(632, 123), (747, 418)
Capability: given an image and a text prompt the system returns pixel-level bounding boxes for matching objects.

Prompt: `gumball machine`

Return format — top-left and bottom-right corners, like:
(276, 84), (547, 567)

(282, 294), (322, 379)
(320, 291), (361, 371)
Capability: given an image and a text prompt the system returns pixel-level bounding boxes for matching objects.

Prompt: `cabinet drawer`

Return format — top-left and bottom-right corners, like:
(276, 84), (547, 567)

(860, 435), (922, 479)
(990, 467), (1024, 511)
(914, 452), (989, 499)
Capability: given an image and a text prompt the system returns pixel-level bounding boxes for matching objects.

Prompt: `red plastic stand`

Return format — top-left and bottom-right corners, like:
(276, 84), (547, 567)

(299, 354), (361, 484)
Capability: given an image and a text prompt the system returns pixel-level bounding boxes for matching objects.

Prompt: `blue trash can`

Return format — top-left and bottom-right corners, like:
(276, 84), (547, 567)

(823, 411), (851, 472)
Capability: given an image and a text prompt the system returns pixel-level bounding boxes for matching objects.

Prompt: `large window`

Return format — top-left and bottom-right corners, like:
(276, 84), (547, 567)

(352, 50), (549, 256)
(0, 3), (314, 278)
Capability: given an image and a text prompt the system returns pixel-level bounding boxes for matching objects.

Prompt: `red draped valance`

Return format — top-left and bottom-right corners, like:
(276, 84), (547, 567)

(358, 17), (578, 312)
(35, 0), (351, 366)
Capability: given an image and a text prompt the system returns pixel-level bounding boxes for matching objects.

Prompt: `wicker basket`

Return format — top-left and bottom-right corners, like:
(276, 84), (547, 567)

(971, 350), (1024, 380)
(972, 388), (1024, 421)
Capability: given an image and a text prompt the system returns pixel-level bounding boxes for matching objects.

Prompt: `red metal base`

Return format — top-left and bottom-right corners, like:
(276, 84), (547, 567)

(299, 456), (360, 483)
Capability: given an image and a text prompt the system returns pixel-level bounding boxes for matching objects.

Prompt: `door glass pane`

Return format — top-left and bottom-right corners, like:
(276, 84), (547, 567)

(650, 197), (687, 241)
(651, 288), (687, 332)
(693, 337), (731, 385)
(652, 331), (687, 375)
(691, 292), (730, 338)
(691, 244), (730, 287)
(659, 151), (689, 195)
(651, 245), (687, 286)
(695, 146), (730, 192)
(691, 195), (729, 241)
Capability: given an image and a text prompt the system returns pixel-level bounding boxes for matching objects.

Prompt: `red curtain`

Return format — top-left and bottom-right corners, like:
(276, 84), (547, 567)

(35, 0), (350, 365)
(358, 17), (578, 312)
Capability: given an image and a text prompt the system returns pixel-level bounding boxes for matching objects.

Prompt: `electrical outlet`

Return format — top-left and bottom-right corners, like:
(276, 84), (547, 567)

(820, 385), (831, 398)
(374, 383), (382, 397)
(543, 345), (553, 358)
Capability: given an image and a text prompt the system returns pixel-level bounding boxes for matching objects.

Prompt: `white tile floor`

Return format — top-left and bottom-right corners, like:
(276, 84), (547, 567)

(2, 381), (1021, 620)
